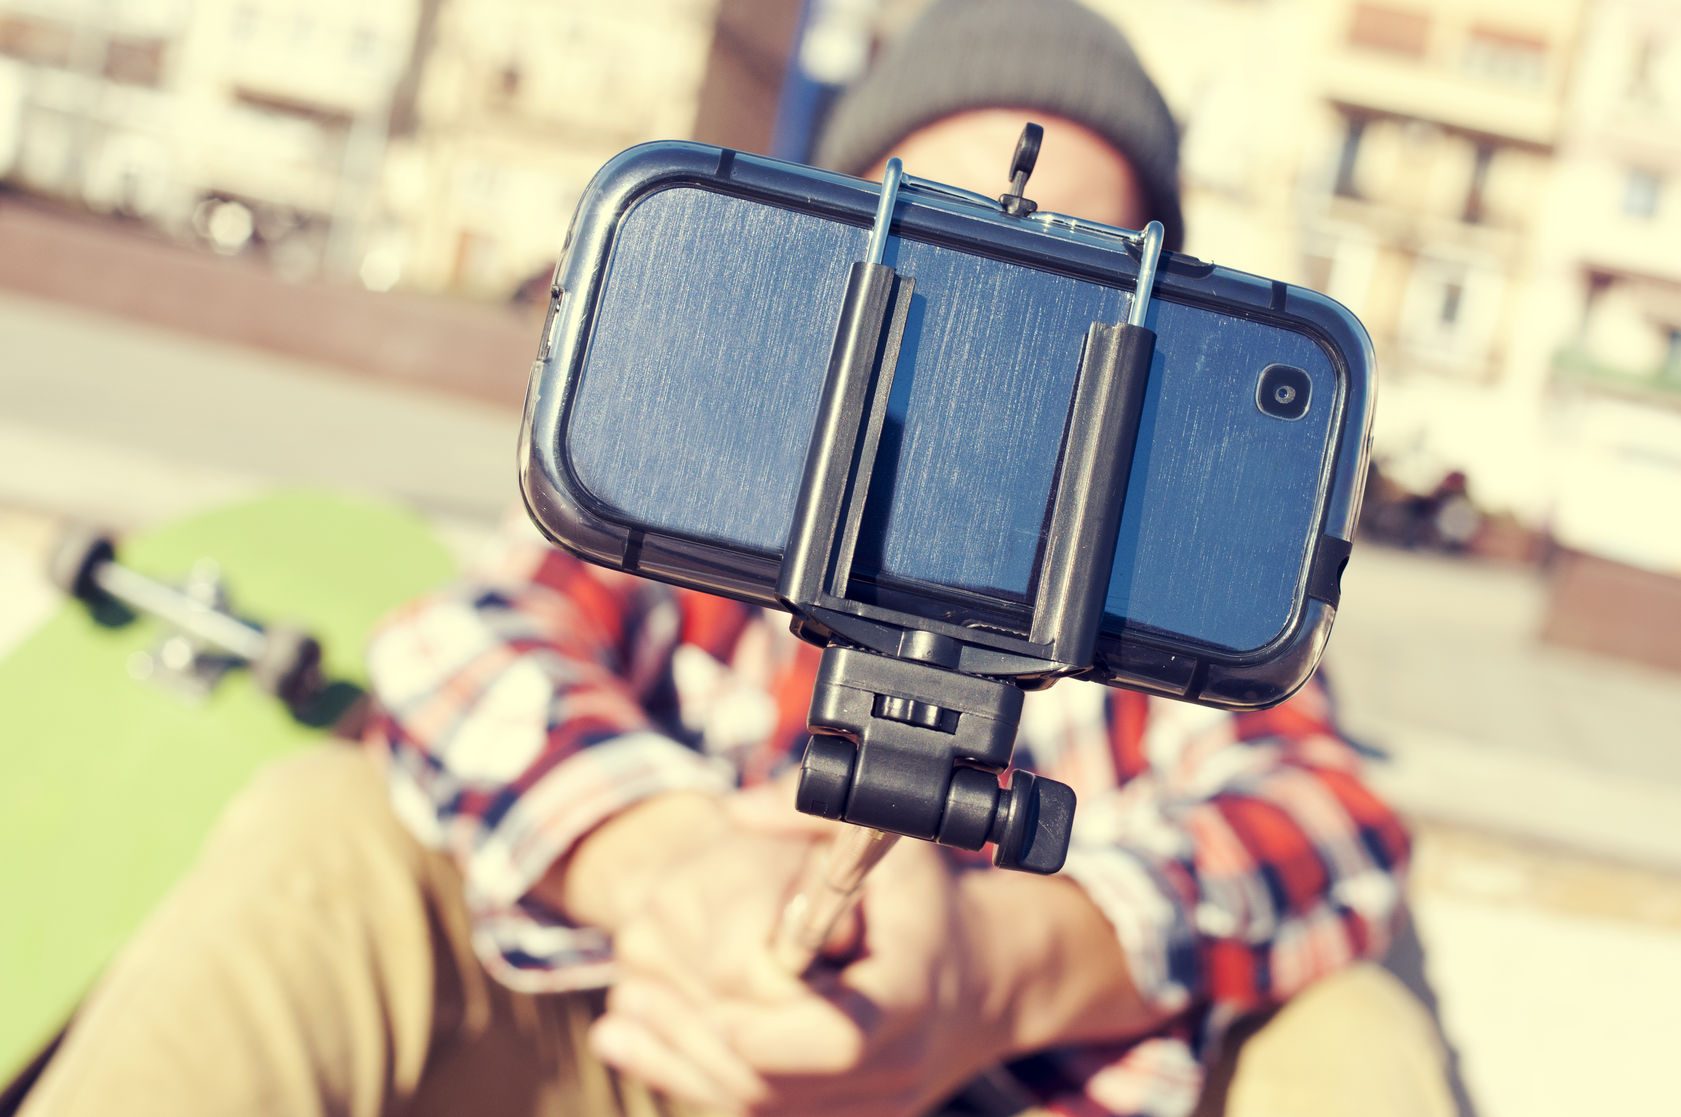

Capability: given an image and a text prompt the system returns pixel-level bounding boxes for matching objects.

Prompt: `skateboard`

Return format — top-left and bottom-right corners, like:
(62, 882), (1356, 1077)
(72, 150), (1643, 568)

(0, 490), (456, 1093)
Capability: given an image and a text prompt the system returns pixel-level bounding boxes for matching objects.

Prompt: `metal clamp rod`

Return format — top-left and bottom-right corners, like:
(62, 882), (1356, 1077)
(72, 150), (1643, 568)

(93, 561), (268, 661)
(771, 824), (900, 975)
(863, 158), (903, 268)
(898, 173), (998, 211)
(1127, 219), (1165, 328)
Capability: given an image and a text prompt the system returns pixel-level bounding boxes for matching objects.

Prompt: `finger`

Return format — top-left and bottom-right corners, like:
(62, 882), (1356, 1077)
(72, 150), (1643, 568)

(609, 978), (769, 1106)
(715, 992), (869, 1076)
(613, 918), (702, 997)
(618, 913), (805, 1006)
(589, 1015), (748, 1115)
(726, 779), (843, 839)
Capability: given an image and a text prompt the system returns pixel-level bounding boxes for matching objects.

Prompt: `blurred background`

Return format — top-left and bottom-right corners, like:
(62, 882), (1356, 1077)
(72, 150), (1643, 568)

(0, 0), (1678, 1114)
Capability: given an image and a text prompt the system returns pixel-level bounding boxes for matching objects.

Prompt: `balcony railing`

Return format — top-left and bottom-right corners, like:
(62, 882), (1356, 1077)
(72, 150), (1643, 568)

(1554, 345), (1681, 406)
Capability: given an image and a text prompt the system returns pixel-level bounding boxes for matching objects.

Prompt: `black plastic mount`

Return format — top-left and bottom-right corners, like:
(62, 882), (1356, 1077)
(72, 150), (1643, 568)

(796, 643), (1075, 874)
(777, 264), (1156, 677)
(998, 122), (1042, 217)
(774, 132), (1161, 875)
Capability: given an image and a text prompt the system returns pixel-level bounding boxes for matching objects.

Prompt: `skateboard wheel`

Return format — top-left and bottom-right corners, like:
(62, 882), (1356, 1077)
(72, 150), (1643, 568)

(253, 625), (323, 711)
(47, 525), (117, 602)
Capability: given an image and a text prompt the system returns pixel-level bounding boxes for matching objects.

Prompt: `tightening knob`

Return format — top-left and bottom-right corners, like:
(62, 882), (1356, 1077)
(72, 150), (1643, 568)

(988, 770), (1076, 874)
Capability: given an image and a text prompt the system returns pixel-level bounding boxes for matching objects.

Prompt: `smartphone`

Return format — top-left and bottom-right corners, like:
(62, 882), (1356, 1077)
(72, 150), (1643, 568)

(519, 142), (1375, 711)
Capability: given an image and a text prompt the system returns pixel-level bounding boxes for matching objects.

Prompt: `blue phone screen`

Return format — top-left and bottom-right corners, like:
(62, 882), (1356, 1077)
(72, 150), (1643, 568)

(568, 186), (1339, 654)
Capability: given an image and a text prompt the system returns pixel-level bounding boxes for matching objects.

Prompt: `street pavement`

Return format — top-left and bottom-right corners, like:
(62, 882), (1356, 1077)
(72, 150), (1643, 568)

(0, 292), (516, 528)
(1331, 546), (1681, 871)
(4, 290), (1680, 1115)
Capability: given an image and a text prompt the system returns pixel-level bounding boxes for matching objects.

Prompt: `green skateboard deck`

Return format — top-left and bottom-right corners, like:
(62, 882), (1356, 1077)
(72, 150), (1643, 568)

(0, 490), (455, 1081)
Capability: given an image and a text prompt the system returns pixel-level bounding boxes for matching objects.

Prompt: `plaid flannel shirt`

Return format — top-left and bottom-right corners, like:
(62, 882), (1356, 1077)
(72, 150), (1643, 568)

(365, 521), (1409, 1117)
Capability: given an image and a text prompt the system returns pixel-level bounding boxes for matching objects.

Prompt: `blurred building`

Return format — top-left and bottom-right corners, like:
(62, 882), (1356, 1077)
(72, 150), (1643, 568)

(1302, 0), (1607, 554)
(0, 0), (795, 294)
(1539, 0), (1681, 578)
(0, 0), (192, 219)
(5, 0), (1677, 586)
(169, 0), (431, 273)
(1549, 0), (1681, 385)
(1304, 0), (1583, 388)
(378, 0), (721, 298)
(1065, 0), (1594, 525)
(0, 0), (430, 276)
(1083, 0), (1681, 655)
(375, 0), (799, 298)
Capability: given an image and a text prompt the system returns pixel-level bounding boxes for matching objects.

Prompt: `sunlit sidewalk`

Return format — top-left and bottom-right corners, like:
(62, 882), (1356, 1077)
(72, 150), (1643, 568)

(1406, 823), (1681, 1116)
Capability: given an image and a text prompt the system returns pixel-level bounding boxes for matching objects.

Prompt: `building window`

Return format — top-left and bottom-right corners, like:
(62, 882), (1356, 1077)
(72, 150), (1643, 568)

(498, 63), (523, 100)
(1300, 233), (1377, 309)
(1623, 169), (1662, 219)
(1462, 27), (1548, 87)
(1334, 116), (1366, 199)
(104, 38), (166, 87)
(0, 15), (75, 66)
(1400, 258), (1502, 368)
(1301, 249), (1335, 295)
(1439, 281), (1464, 327)
(1348, 4), (1431, 57)
(1463, 143), (1494, 224)
(349, 27), (378, 65)
(1626, 36), (1662, 104)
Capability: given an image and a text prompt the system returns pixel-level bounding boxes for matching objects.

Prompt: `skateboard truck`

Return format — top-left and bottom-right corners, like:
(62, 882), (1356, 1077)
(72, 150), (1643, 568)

(47, 526), (324, 714)
(770, 124), (1167, 971)
(125, 557), (241, 702)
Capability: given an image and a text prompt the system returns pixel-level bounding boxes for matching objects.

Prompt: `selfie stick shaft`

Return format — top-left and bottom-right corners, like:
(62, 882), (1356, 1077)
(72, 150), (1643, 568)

(771, 824), (900, 974)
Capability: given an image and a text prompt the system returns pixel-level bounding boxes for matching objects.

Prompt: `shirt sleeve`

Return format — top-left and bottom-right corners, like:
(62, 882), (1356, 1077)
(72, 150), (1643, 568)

(362, 517), (735, 991)
(1057, 676), (1410, 1027)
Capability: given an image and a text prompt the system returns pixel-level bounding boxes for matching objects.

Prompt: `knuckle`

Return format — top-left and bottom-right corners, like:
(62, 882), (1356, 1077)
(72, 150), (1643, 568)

(614, 920), (665, 971)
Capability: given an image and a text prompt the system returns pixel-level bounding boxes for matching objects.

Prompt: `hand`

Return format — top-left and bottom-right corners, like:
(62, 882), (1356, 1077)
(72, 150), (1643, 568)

(716, 839), (1014, 1117)
(589, 792), (1016, 1116)
(578, 790), (821, 1112)
(558, 783), (1159, 1115)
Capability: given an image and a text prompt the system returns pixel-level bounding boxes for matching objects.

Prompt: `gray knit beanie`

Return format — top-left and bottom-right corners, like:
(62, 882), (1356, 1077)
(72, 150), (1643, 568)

(813, 0), (1185, 251)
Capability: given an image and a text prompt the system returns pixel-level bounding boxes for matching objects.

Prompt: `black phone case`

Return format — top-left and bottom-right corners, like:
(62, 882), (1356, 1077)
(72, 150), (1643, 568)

(519, 142), (1376, 710)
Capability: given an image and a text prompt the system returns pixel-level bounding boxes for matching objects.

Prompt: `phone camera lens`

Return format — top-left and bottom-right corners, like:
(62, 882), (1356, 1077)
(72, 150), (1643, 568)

(1257, 364), (1311, 420)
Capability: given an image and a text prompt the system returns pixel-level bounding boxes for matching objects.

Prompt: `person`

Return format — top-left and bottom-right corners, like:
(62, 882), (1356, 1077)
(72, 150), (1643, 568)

(19, 3), (1452, 1116)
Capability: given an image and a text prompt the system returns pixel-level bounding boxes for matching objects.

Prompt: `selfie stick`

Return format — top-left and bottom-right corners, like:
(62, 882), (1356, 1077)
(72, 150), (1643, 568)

(771, 824), (899, 973)
(769, 160), (913, 975)
(772, 125), (1167, 974)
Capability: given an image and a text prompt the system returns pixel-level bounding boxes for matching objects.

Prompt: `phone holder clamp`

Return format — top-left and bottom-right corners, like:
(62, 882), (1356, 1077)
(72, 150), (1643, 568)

(777, 135), (1167, 874)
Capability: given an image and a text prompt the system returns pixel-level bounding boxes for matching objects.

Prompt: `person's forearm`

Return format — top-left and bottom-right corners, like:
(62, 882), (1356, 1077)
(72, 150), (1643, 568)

(535, 792), (731, 932)
(960, 868), (1163, 1056)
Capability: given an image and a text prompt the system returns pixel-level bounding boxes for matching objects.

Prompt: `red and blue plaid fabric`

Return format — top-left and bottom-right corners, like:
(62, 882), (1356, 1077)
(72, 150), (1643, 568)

(365, 521), (1409, 1117)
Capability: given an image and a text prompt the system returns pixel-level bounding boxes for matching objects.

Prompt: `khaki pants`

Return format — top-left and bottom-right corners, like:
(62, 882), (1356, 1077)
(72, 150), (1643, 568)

(20, 748), (1453, 1117)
